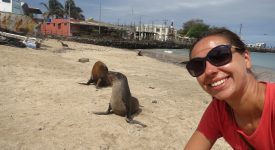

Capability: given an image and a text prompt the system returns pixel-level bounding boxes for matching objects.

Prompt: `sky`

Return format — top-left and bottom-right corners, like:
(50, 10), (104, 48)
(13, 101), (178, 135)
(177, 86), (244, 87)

(24, 0), (275, 47)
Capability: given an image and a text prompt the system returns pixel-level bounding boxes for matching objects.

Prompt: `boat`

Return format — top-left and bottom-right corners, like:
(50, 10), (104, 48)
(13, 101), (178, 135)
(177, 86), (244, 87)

(164, 50), (173, 54)
(0, 0), (42, 47)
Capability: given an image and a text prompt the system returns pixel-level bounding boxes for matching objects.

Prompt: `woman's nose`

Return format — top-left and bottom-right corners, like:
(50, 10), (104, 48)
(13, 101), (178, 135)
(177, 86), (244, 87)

(204, 61), (218, 76)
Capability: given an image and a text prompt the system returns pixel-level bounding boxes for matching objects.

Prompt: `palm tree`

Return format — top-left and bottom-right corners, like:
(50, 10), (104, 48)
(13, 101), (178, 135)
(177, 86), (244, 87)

(40, 0), (64, 19)
(64, 0), (85, 20)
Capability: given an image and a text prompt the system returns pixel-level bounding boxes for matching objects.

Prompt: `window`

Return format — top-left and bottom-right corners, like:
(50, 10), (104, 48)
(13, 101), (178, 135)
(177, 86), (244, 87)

(58, 23), (61, 29)
(3, 0), (11, 3)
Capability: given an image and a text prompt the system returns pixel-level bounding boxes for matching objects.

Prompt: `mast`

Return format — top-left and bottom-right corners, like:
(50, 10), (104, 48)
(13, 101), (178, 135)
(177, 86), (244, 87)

(239, 23), (242, 37)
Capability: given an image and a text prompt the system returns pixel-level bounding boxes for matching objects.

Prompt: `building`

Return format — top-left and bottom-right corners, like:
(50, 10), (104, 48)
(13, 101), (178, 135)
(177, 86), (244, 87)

(135, 23), (176, 41)
(255, 42), (266, 48)
(40, 18), (177, 41)
(0, 0), (41, 15)
(41, 18), (127, 37)
(0, 0), (23, 14)
(41, 19), (73, 36)
(246, 42), (267, 48)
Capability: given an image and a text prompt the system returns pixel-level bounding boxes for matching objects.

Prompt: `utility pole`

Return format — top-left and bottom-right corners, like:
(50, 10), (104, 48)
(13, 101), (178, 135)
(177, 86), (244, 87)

(139, 16), (141, 40)
(131, 7), (134, 27)
(68, 2), (70, 36)
(239, 23), (242, 37)
(99, 0), (101, 35)
(163, 19), (167, 27)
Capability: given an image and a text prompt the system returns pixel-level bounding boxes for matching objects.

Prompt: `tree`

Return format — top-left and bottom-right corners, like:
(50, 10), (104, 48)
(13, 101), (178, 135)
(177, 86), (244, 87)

(64, 0), (85, 20)
(40, 0), (64, 19)
(179, 19), (210, 38)
(186, 23), (209, 38)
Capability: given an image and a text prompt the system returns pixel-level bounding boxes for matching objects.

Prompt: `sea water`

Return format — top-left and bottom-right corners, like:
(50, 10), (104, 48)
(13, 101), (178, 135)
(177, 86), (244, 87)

(144, 48), (275, 81)
(148, 48), (275, 71)
(250, 52), (275, 71)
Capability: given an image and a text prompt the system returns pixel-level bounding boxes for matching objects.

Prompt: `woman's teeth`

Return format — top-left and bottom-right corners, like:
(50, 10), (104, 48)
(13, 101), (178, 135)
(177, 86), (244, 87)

(211, 78), (226, 87)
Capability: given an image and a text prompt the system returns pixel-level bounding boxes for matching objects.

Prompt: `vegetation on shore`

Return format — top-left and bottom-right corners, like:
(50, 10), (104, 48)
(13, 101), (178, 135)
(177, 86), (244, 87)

(40, 0), (85, 20)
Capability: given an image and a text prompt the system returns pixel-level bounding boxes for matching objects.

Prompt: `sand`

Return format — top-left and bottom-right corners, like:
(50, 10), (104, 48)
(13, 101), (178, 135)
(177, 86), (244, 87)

(0, 39), (233, 149)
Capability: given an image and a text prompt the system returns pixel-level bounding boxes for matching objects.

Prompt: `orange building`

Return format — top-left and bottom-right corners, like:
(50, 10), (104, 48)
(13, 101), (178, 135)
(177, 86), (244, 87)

(40, 18), (80, 36)
(41, 18), (129, 38)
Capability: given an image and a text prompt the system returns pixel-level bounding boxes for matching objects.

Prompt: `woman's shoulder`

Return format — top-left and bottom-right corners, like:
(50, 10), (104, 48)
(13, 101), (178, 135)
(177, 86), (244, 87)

(261, 81), (275, 88)
(265, 82), (275, 103)
(267, 82), (275, 88)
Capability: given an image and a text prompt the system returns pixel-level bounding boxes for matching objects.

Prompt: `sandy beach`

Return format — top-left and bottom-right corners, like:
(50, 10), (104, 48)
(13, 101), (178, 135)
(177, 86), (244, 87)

(0, 39), (238, 149)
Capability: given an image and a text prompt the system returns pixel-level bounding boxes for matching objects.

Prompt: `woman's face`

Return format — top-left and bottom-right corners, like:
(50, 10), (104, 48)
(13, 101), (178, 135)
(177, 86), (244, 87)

(190, 35), (252, 101)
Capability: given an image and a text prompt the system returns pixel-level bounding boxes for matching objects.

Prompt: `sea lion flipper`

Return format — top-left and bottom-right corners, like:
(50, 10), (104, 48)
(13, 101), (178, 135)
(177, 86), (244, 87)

(93, 111), (109, 115)
(78, 77), (94, 85)
(124, 97), (132, 120)
(86, 77), (94, 85)
(96, 78), (102, 89)
(78, 82), (89, 85)
(93, 103), (112, 115)
(126, 118), (147, 128)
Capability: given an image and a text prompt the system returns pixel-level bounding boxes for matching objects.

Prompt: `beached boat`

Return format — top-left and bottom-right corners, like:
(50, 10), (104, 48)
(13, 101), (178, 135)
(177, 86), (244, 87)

(0, 0), (42, 35)
(0, 0), (42, 48)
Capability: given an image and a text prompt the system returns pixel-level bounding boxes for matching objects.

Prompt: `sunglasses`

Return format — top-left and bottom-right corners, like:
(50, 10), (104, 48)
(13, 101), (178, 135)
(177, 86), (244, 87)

(186, 45), (241, 77)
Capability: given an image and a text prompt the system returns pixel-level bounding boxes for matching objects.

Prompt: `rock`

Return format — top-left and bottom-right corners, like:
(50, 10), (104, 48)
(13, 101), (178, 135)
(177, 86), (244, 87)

(152, 100), (158, 104)
(78, 58), (89, 63)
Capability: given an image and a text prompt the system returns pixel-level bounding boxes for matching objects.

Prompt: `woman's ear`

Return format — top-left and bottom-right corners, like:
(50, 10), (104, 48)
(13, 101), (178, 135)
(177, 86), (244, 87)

(243, 50), (252, 69)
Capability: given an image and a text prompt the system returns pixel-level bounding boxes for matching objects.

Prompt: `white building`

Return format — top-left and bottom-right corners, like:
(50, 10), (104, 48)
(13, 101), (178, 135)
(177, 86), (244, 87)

(0, 0), (24, 14)
(246, 42), (266, 48)
(255, 42), (266, 48)
(135, 23), (176, 41)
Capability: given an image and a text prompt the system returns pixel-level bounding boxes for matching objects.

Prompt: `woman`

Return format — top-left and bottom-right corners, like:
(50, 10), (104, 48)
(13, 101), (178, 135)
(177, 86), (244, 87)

(184, 28), (275, 149)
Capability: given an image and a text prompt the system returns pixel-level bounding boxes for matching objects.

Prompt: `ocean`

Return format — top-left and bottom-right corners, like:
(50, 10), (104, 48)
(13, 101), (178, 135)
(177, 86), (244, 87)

(142, 48), (275, 82)
(250, 52), (275, 70)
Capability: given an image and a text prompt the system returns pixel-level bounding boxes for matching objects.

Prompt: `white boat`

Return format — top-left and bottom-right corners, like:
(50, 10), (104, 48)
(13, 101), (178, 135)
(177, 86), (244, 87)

(164, 50), (173, 54)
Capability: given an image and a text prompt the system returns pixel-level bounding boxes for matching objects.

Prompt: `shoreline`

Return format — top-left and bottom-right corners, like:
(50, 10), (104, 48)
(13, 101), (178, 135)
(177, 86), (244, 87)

(252, 66), (275, 82)
(136, 49), (189, 65)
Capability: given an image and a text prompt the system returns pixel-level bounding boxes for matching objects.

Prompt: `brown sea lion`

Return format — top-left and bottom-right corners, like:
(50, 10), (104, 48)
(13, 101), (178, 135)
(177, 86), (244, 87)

(137, 50), (143, 56)
(60, 41), (68, 47)
(79, 61), (112, 88)
(93, 72), (147, 127)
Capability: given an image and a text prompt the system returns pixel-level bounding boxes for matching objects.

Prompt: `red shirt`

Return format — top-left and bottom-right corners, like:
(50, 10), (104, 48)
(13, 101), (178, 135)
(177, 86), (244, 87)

(198, 82), (275, 149)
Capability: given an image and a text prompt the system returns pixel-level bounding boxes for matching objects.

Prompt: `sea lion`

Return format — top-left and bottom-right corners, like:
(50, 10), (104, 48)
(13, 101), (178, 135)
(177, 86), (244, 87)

(60, 41), (68, 47)
(137, 50), (143, 56)
(93, 72), (147, 127)
(79, 61), (112, 88)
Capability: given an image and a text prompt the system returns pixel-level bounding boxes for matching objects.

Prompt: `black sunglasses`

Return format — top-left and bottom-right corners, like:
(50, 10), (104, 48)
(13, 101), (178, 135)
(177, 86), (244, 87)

(186, 45), (241, 77)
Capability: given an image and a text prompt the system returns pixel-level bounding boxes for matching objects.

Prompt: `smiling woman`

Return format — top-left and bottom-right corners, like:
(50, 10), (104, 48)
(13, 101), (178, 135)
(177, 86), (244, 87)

(184, 28), (275, 150)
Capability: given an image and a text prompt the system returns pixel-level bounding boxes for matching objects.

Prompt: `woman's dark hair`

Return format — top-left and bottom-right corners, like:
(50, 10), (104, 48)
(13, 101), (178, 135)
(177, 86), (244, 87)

(189, 28), (247, 58)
